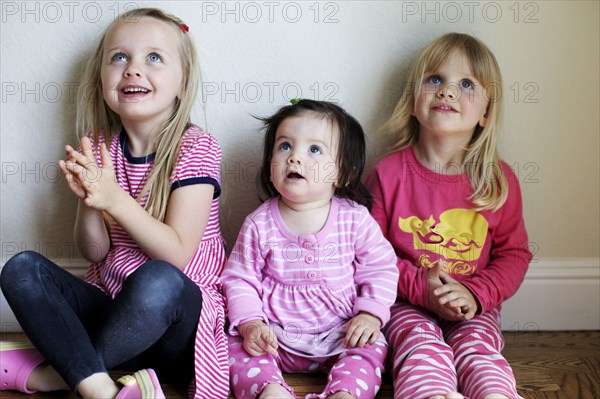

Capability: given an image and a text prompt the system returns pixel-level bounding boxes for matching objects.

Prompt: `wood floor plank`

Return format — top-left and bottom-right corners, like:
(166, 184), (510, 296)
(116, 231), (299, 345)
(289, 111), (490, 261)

(581, 356), (600, 384)
(508, 357), (587, 372)
(1, 331), (598, 398)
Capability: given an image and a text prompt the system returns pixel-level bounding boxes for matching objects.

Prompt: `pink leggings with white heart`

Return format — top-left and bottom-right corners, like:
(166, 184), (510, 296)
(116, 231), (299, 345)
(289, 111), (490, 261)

(227, 335), (387, 399)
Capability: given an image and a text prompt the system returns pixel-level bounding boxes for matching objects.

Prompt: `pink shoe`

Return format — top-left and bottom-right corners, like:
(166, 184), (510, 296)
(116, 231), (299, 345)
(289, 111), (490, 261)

(115, 369), (166, 399)
(0, 341), (45, 394)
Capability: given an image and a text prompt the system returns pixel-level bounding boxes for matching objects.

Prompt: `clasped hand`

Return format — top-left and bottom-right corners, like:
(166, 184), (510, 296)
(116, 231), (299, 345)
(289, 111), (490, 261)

(58, 136), (123, 212)
(428, 262), (479, 321)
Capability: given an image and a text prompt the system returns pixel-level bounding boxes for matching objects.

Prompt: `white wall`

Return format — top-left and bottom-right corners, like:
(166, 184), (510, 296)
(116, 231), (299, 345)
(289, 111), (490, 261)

(1, 1), (599, 331)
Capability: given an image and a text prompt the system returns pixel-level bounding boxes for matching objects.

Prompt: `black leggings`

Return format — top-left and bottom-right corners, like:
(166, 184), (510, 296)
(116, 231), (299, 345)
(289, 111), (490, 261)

(0, 251), (202, 391)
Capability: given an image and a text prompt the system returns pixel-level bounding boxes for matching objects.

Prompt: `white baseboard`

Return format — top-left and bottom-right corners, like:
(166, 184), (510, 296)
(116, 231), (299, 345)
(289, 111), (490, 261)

(1, 258), (599, 332)
(500, 258), (600, 331)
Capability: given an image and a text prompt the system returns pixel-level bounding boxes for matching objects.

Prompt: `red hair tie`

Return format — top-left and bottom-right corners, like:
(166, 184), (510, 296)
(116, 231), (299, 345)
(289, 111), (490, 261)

(180, 23), (189, 33)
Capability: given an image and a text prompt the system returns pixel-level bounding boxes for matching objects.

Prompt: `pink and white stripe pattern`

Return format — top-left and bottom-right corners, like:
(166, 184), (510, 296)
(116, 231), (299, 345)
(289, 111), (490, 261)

(222, 196), (398, 357)
(83, 126), (229, 399)
(385, 303), (522, 399)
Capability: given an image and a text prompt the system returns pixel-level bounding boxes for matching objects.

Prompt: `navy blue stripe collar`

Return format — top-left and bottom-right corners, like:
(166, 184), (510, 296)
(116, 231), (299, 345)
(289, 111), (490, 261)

(119, 128), (156, 164)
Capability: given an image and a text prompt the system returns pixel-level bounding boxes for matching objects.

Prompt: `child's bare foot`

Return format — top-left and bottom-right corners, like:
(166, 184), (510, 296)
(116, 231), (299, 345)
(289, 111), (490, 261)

(327, 390), (355, 399)
(428, 393), (464, 399)
(259, 383), (294, 399)
(483, 395), (509, 399)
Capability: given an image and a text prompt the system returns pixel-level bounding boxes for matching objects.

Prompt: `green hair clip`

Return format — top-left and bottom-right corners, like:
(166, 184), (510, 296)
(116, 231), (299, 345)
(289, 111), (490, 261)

(290, 98), (301, 106)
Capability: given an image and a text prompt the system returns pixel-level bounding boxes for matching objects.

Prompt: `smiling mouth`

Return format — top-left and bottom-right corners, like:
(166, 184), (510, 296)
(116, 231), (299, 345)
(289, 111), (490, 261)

(122, 87), (150, 94)
(433, 105), (457, 112)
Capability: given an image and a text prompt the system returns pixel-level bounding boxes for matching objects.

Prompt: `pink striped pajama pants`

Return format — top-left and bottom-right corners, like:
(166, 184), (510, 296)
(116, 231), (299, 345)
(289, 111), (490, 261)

(385, 302), (522, 399)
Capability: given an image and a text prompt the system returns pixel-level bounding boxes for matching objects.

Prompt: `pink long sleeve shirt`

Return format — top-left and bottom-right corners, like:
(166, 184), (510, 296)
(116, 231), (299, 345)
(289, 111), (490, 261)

(366, 146), (532, 313)
(222, 196), (399, 358)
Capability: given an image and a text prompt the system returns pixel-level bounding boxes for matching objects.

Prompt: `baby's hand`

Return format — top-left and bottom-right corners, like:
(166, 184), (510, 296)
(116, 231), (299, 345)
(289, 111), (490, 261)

(344, 312), (381, 348)
(238, 320), (278, 357)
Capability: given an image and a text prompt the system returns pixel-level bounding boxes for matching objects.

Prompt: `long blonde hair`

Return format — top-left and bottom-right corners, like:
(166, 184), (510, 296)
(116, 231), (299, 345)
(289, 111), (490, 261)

(382, 33), (507, 211)
(76, 7), (200, 221)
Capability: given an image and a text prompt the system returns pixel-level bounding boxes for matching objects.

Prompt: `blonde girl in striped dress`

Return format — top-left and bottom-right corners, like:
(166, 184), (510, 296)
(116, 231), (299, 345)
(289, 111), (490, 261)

(1, 8), (229, 399)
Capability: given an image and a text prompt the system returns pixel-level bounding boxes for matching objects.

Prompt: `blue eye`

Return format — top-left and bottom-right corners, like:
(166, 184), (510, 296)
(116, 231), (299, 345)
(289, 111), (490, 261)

(148, 53), (162, 62)
(309, 146), (322, 154)
(112, 53), (127, 62)
(461, 79), (473, 89)
(428, 75), (442, 85)
(279, 142), (291, 151)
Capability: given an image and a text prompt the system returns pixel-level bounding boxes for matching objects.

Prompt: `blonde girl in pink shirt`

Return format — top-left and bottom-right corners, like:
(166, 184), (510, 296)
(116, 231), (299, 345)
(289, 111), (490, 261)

(366, 33), (531, 399)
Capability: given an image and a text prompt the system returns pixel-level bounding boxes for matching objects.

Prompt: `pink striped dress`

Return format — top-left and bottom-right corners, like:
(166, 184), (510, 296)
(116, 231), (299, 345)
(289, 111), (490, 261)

(83, 125), (229, 399)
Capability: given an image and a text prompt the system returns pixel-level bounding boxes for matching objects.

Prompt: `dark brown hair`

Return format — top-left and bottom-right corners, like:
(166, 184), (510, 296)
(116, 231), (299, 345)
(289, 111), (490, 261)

(257, 99), (372, 209)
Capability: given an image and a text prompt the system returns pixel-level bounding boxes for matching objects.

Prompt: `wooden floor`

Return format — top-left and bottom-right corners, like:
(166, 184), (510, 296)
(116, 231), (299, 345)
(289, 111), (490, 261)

(1, 331), (598, 398)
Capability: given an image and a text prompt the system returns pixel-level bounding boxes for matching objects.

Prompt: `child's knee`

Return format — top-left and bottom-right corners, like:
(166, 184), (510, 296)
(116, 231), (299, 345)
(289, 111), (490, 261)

(125, 260), (185, 299)
(228, 350), (286, 399)
(325, 349), (385, 399)
(1, 251), (47, 288)
(388, 320), (444, 350)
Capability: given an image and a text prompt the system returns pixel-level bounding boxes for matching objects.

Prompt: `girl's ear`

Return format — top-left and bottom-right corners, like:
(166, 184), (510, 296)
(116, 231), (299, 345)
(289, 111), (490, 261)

(479, 112), (488, 128)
